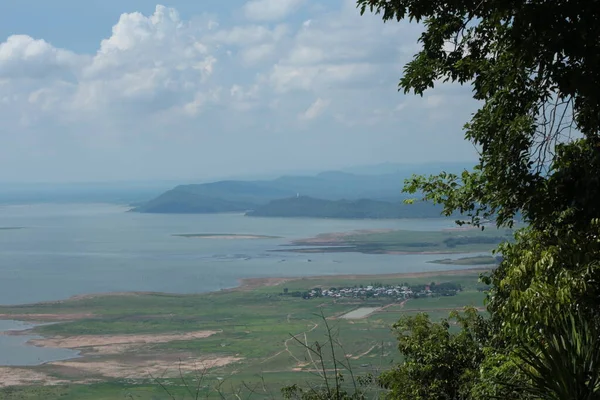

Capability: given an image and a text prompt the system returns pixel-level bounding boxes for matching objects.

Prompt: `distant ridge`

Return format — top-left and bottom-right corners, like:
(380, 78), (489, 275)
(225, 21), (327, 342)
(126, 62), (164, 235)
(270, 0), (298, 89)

(132, 163), (472, 215)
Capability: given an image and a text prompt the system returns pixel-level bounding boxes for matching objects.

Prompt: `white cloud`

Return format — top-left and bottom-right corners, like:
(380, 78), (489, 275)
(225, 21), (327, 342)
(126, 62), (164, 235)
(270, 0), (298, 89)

(300, 97), (330, 120)
(265, 4), (418, 95)
(208, 25), (287, 46)
(0, 1), (480, 182)
(207, 24), (288, 66)
(0, 35), (84, 80)
(243, 0), (305, 21)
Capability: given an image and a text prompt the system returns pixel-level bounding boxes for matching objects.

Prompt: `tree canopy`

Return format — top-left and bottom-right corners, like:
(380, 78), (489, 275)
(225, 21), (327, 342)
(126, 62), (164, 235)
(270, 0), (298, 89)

(355, 0), (600, 398)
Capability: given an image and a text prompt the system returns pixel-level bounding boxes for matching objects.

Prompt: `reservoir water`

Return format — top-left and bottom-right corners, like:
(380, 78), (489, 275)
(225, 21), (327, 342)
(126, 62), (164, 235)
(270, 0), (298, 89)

(0, 203), (486, 365)
(0, 203), (478, 306)
(0, 320), (79, 366)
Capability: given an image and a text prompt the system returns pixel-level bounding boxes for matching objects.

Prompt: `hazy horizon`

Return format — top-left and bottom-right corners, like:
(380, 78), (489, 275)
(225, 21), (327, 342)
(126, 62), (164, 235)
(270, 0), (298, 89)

(0, 0), (479, 183)
(0, 160), (474, 186)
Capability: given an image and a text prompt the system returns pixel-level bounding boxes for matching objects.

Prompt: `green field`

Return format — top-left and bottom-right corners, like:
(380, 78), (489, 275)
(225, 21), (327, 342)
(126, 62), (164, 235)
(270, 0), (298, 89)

(284, 228), (513, 254)
(0, 269), (489, 399)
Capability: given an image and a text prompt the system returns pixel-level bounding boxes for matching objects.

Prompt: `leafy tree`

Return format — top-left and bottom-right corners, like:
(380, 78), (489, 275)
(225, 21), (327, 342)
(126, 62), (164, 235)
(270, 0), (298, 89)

(378, 309), (491, 399)
(357, 0), (600, 398)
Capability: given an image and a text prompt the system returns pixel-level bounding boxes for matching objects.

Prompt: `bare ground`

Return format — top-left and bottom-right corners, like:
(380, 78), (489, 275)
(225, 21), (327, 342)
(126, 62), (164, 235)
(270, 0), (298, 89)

(0, 368), (72, 388)
(50, 354), (242, 379)
(0, 353), (243, 386)
(28, 331), (220, 355)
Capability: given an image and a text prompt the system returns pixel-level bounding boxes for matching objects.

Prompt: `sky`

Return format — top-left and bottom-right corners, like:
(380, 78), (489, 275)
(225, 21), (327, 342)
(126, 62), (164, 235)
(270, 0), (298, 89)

(0, 0), (479, 183)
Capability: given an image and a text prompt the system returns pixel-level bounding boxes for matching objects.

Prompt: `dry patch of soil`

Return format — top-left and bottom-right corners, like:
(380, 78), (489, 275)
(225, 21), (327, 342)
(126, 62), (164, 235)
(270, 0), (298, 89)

(236, 277), (292, 291)
(28, 331), (220, 355)
(51, 355), (242, 379)
(0, 367), (70, 387)
(0, 353), (242, 386)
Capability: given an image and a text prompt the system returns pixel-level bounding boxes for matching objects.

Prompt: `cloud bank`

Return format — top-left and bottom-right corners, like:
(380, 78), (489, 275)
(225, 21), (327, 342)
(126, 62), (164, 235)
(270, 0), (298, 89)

(0, 1), (478, 182)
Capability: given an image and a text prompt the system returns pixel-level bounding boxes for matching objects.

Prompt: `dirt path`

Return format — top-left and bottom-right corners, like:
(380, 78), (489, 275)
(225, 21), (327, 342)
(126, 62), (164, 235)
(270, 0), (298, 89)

(260, 322), (318, 365)
(351, 344), (378, 360)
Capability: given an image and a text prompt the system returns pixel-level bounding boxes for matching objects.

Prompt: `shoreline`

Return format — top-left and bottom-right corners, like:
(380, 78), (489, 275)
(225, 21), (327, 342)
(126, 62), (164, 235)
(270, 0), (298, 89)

(0, 267), (490, 387)
(235, 267), (489, 288)
(0, 267), (490, 311)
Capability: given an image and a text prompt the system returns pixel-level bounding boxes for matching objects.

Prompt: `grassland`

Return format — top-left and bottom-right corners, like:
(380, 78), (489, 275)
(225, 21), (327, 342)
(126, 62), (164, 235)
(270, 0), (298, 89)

(0, 269), (489, 399)
(282, 228), (513, 254)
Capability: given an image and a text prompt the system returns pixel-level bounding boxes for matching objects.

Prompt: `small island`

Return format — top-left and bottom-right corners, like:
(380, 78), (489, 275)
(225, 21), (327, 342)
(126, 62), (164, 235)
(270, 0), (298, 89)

(173, 233), (281, 239)
(278, 229), (512, 254)
(428, 255), (502, 266)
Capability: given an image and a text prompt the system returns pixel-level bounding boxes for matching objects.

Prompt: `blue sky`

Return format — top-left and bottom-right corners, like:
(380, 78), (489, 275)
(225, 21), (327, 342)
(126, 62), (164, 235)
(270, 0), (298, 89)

(0, 0), (478, 182)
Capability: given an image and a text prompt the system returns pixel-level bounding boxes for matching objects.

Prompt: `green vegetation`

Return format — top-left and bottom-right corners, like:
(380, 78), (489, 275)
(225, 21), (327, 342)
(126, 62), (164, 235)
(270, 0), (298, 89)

(313, 0), (600, 398)
(246, 196), (451, 219)
(0, 271), (487, 399)
(285, 228), (512, 254)
(429, 256), (501, 266)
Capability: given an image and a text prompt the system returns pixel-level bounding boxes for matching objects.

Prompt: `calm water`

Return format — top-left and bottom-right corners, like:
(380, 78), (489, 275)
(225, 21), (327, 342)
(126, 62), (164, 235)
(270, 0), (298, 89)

(0, 203), (485, 365)
(0, 320), (79, 366)
(0, 203), (477, 306)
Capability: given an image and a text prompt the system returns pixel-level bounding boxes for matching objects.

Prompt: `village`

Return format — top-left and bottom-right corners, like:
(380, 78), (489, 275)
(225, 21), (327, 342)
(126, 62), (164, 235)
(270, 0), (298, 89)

(281, 281), (462, 300)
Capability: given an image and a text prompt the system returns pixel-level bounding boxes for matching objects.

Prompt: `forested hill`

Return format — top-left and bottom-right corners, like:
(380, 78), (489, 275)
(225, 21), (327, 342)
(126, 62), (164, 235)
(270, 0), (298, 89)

(131, 164), (472, 215)
(245, 196), (451, 219)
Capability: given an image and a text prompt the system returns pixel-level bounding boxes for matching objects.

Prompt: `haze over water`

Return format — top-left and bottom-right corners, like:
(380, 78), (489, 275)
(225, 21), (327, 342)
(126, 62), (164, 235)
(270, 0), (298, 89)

(0, 203), (470, 306)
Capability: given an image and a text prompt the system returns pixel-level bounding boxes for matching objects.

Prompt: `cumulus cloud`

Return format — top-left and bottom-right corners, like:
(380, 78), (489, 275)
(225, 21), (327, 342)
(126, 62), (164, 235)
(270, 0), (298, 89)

(243, 0), (305, 21)
(207, 24), (288, 66)
(265, 3), (418, 95)
(0, 35), (84, 80)
(0, 1), (479, 182)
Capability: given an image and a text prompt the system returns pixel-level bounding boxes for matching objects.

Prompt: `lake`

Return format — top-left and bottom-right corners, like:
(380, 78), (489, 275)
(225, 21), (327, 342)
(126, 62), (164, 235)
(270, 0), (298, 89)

(0, 203), (487, 365)
(0, 320), (79, 366)
(0, 203), (477, 306)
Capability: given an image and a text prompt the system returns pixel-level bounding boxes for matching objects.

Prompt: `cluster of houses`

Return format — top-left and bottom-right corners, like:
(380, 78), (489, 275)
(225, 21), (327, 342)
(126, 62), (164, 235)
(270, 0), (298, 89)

(317, 285), (415, 299)
(283, 282), (461, 300)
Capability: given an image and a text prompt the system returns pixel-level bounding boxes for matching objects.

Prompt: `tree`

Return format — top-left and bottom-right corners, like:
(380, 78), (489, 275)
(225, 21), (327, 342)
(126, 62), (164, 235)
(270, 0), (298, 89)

(357, 0), (600, 398)
(358, 0), (600, 228)
(378, 309), (490, 399)
(357, 0), (600, 335)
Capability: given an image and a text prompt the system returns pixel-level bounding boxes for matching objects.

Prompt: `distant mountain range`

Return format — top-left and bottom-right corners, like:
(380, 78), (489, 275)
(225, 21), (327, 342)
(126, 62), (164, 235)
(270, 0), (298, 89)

(132, 164), (471, 218)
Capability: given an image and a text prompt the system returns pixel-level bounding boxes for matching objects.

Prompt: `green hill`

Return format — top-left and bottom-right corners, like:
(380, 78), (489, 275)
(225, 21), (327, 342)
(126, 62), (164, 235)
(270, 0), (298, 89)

(246, 196), (449, 219)
(131, 165), (473, 215)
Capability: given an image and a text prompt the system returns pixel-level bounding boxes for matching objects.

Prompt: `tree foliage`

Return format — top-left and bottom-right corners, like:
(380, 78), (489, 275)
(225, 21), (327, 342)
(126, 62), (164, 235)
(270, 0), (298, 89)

(359, 0), (600, 229)
(378, 309), (490, 399)
(356, 0), (600, 398)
